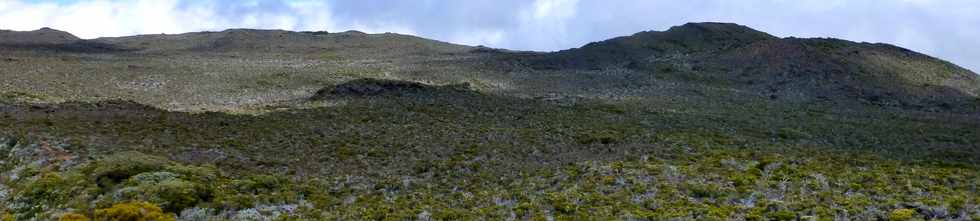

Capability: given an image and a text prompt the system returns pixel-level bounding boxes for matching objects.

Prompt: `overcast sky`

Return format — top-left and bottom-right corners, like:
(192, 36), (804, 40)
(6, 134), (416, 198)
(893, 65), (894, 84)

(1, 0), (978, 72)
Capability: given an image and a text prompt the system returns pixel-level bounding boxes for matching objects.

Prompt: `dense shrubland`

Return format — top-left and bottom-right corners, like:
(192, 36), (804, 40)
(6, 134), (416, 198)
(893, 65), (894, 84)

(2, 135), (979, 220)
(1, 89), (977, 220)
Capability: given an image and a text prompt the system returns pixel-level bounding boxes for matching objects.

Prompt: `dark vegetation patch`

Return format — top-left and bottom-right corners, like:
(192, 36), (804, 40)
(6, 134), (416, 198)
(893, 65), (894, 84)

(300, 30), (330, 36)
(468, 45), (506, 53)
(492, 23), (980, 113)
(1, 28), (131, 53)
(514, 22), (776, 70)
(310, 78), (475, 99)
(0, 40), (135, 53)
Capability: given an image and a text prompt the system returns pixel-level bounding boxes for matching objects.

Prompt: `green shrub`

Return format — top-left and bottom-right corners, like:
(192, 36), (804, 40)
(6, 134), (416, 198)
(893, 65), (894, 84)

(13, 172), (87, 215)
(86, 151), (171, 186)
(116, 172), (210, 212)
(58, 213), (90, 221)
(150, 179), (207, 212)
(547, 193), (578, 214)
(889, 208), (915, 221)
(685, 182), (727, 199)
(127, 172), (179, 185)
(164, 164), (219, 183)
(95, 201), (175, 221)
(20, 172), (70, 202)
(770, 210), (796, 221)
(433, 208), (474, 221)
(234, 174), (282, 194)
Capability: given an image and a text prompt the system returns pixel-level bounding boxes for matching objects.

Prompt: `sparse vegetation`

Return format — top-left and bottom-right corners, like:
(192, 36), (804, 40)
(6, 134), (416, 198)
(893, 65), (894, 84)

(1, 23), (978, 220)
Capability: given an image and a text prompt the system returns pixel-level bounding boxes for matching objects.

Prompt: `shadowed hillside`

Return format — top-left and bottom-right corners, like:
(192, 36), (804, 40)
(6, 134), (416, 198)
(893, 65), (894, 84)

(0, 27), (128, 53)
(504, 22), (980, 112)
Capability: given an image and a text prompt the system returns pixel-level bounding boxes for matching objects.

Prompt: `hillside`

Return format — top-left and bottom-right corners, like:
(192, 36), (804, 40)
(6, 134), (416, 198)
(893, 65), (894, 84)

(1, 23), (979, 220)
(94, 29), (472, 56)
(511, 22), (980, 111)
(2, 24), (977, 112)
(0, 27), (80, 45)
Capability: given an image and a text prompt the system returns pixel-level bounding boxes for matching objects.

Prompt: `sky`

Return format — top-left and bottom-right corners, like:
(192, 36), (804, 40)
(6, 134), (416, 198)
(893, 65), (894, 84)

(1, 0), (978, 72)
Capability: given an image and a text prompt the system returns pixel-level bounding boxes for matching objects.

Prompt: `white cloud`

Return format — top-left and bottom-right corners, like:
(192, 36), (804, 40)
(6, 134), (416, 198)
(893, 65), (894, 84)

(514, 0), (579, 50)
(286, 1), (335, 31)
(449, 29), (505, 46)
(0, 0), (337, 38)
(530, 0), (577, 20)
(344, 22), (417, 35)
(0, 1), (60, 31)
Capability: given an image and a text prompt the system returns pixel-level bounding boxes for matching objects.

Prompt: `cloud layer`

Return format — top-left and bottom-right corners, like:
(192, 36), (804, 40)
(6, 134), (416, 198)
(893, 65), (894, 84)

(1, 0), (978, 72)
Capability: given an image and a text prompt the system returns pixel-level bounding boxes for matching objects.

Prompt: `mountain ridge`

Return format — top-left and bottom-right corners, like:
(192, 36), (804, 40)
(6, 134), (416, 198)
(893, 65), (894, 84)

(2, 24), (976, 73)
(90, 28), (473, 55)
(500, 22), (979, 111)
(0, 23), (977, 112)
(0, 27), (80, 45)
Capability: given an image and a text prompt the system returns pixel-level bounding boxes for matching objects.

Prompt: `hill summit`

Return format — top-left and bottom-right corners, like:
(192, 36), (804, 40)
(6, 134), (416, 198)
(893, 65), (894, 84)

(515, 22), (979, 111)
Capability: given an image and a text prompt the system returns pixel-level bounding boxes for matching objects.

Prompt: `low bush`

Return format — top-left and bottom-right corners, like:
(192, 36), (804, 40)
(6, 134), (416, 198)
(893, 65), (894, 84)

(85, 151), (171, 187)
(770, 210), (797, 221)
(889, 208), (915, 221)
(118, 172), (209, 213)
(58, 213), (90, 221)
(95, 201), (175, 221)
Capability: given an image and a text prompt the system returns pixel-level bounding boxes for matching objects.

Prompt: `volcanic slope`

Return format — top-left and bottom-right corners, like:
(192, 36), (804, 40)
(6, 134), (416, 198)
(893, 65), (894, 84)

(0, 23), (979, 220)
